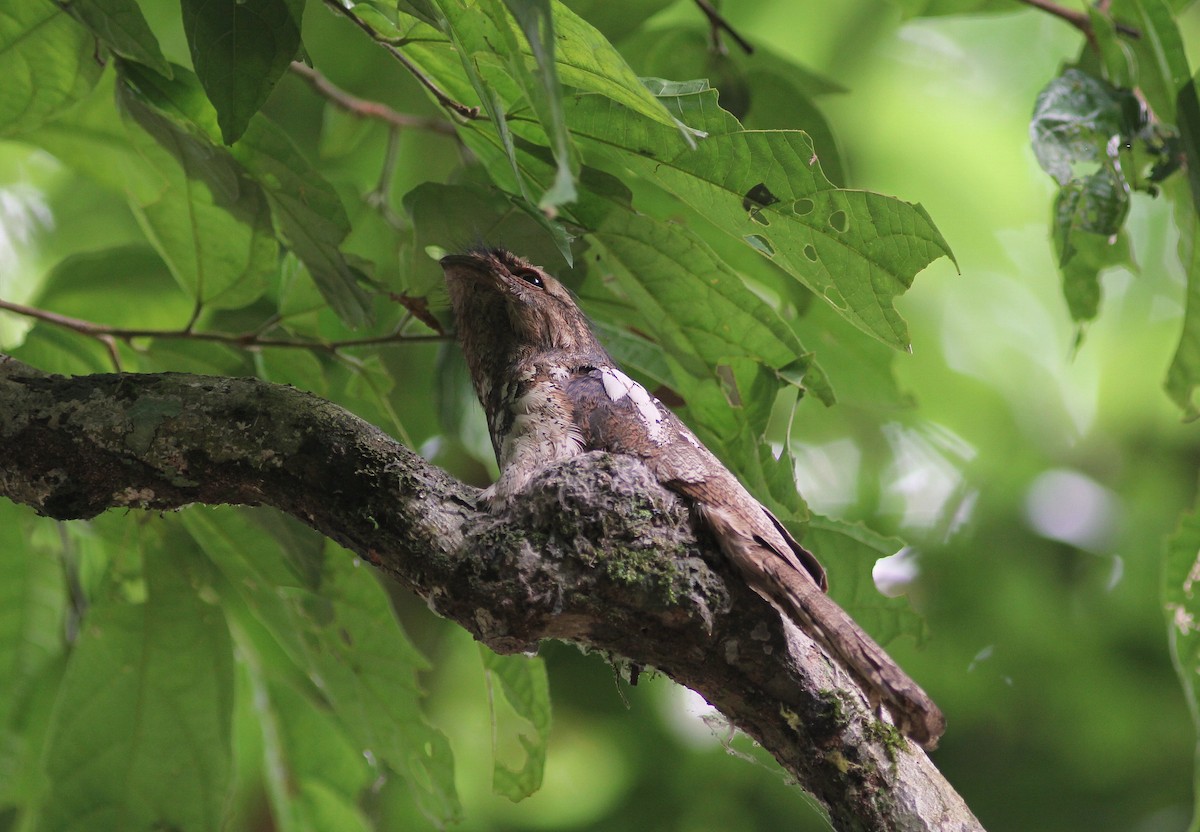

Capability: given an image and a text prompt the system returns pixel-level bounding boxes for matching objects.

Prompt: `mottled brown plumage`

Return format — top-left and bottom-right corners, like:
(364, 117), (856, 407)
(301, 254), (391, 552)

(441, 248), (945, 749)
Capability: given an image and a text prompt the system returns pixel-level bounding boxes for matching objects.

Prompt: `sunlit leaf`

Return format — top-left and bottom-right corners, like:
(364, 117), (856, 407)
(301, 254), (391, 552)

(39, 545), (234, 832)
(0, 3), (101, 136)
(563, 82), (953, 348)
(480, 648), (551, 801)
(123, 115), (276, 309)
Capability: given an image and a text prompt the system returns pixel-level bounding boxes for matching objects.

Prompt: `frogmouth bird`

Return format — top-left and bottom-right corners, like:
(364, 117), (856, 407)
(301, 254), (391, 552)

(441, 247), (945, 749)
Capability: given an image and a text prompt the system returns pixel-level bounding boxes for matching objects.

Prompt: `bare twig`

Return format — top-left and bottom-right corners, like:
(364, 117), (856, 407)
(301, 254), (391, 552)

(289, 62), (458, 134)
(0, 298), (448, 358)
(1016, 0), (1141, 39)
(320, 0), (480, 119)
(693, 0), (754, 55)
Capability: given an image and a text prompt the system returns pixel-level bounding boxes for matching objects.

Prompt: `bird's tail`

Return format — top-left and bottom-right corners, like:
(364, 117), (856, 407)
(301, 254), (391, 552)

(705, 503), (946, 749)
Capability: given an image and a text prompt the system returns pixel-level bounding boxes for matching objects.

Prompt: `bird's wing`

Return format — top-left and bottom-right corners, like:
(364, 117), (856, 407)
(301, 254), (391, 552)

(565, 365), (827, 590)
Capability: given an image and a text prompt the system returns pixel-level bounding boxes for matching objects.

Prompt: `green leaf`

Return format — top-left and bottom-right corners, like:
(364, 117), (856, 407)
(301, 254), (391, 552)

(502, 0), (579, 210)
(1164, 485), (1200, 831)
(480, 648), (551, 801)
(65, 0), (171, 77)
(298, 550), (462, 825)
(122, 111), (276, 309)
(547, 0), (699, 139)
(0, 508), (66, 735)
(181, 0), (303, 144)
(232, 116), (374, 327)
(563, 83), (953, 348)
(1163, 67), (1200, 418)
(39, 545), (234, 832)
(0, 3), (102, 137)
(573, 195), (835, 404)
(183, 508), (461, 825)
(238, 645), (373, 832)
(1030, 69), (1139, 189)
(806, 516), (927, 646)
(1115, 0), (1191, 122)
(403, 180), (573, 297)
(35, 245), (194, 329)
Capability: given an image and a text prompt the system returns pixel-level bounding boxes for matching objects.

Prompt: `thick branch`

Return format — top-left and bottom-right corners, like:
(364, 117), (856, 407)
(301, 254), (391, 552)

(0, 355), (982, 832)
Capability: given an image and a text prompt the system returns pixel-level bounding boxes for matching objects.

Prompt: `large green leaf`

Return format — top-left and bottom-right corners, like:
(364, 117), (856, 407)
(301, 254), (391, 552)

(184, 508), (462, 826)
(562, 82), (953, 348)
(181, 0), (303, 144)
(297, 549), (462, 825)
(123, 109), (276, 309)
(232, 116), (374, 327)
(117, 61), (373, 326)
(573, 196), (835, 404)
(479, 648), (551, 801)
(39, 544), (234, 832)
(0, 3), (101, 137)
(0, 507), (66, 736)
(501, 0), (578, 209)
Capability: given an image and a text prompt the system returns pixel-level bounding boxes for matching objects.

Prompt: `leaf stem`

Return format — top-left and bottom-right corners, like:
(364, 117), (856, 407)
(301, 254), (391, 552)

(319, 0), (481, 119)
(0, 298), (449, 360)
(693, 0), (754, 55)
(1016, 0), (1141, 39)
(288, 62), (458, 134)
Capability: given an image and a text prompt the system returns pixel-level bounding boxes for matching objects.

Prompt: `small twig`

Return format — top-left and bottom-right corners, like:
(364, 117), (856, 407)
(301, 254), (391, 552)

(0, 298), (450, 356)
(288, 62), (458, 135)
(320, 0), (480, 119)
(693, 0), (754, 55)
(1017, 0), (1141, 39)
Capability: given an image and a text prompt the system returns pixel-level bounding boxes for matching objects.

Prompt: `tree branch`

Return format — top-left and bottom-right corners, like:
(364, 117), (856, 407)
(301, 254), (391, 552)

(0, 298), (448, 365)
(1015, 0), (1141, 39)
(288, 62), (459, 135)
(0, 355), (983, 832)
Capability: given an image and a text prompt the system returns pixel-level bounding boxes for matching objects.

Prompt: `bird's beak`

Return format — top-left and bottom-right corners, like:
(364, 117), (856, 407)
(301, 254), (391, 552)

(439, 253), (487, 272)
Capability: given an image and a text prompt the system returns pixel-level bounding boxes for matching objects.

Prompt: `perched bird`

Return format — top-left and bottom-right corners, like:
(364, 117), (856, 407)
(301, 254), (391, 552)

(441, 247), (945, 749)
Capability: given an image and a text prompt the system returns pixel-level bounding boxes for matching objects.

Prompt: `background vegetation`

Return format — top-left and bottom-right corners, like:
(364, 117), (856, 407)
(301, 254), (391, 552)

(2, 0), (1200, 830)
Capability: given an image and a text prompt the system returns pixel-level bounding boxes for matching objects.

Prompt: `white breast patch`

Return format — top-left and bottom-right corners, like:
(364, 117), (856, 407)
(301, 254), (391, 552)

(598, 366), (668, 444)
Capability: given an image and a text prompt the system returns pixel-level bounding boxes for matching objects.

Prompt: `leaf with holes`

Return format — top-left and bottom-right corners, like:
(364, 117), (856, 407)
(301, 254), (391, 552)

(562, 81), (954, 348)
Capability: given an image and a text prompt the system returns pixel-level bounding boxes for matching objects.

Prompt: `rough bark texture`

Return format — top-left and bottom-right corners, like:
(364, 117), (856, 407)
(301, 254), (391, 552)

(0, 354), (983, 832)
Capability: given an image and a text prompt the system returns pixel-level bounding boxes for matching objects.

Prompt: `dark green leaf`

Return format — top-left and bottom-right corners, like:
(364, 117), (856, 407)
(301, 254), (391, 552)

(1161, 69), (1200, 418)
(1114, 0), (1191, 122)
(299, 550), (462, 825)
(66, 0), (171, 77)
(233, 117), (374, 327)
(0, 3), (102, 136)
(572, 194), (835, 404)
(1030, 69), (1138, 188)
(181, 0), (303, 144)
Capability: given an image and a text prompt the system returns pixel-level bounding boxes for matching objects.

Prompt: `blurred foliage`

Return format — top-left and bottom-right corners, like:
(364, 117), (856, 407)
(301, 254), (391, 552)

(3, 0), (1200, 831)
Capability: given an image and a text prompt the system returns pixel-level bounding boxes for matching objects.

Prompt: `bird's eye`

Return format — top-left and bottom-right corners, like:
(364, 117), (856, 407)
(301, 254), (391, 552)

(515, 269), (544, 288)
